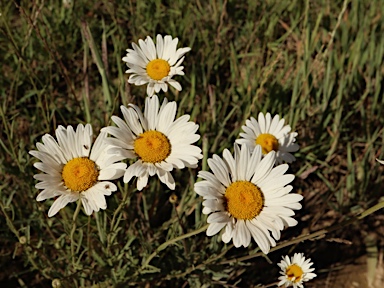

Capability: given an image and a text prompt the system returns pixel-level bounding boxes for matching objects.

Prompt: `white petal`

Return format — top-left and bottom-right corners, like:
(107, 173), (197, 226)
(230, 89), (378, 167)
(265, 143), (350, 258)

(236, 144), (249, 180)
(145, 95), (160, 130)
(251, 151), (275, 184)
(137, 174), (149, 190)
(223, 148), (236, 181)
(222, 221), (234, 243)
(207, 212), (230, 223)
(246, 220), (271, 254)
(208, 156), (231, 187)
(36, 189), (63, 201)
(206, 222), (227, 236)
(124, 160), (146, 182)
(233, 220), (251, 247)
(167, 79), (182, 91)
(81, 197), (93, 215)
(157, 101), (177, 133)
(156, 34), (164, 58)
(157, 169), (175, 190)
(48, 193), (79, 217)
(258, 112), (266, 133)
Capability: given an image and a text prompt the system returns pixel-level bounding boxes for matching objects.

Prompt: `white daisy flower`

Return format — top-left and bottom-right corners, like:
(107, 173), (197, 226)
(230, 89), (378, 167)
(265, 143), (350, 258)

(377, 158), (384, 165)
(194, 144), (303, 254)
(122, 34), (191, 97)
(101, 95), (203, 190)
(278, 253), (317, 288)
(29, 124), (126, 217)
(236, 112), (299, 164)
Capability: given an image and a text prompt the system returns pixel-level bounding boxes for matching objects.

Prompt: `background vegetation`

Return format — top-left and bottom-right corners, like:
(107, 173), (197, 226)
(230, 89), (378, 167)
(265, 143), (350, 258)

(1, 0), (384, 287)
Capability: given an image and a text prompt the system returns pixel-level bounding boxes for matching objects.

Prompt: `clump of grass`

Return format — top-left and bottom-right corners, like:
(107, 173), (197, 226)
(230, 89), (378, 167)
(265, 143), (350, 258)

(1, 0), (384, 287)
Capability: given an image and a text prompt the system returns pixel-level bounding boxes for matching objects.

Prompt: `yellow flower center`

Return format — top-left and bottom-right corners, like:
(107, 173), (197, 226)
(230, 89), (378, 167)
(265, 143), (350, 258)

(286, 264), (304, 283)
(62, 157), (99, 192)
(134, 130), (171, 163)
(146, 59), (170, 80)
(224, 181), (264, 220)
(255, 133), (279, 154)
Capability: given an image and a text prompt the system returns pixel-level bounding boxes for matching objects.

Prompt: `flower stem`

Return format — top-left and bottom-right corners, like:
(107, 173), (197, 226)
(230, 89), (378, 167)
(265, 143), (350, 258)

(136, 224), (209, 275)
(106, 183), (130, 258)
(165, 244), (234, 280)
(70, 199), (82, 270)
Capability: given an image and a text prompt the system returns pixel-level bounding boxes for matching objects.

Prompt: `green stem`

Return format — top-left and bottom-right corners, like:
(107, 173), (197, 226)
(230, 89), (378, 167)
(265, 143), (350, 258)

(165, 244), (234, 280)
(70, 200), (82, 270)
(111, 185), (130, 232)
(95, 210), (106, 245)
(137, 224), (209, 274)
(106, 184), (130, 257)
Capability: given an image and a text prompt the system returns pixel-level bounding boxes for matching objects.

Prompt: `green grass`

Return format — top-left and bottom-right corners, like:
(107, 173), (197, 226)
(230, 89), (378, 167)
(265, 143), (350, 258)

(1, 0), (384, 287)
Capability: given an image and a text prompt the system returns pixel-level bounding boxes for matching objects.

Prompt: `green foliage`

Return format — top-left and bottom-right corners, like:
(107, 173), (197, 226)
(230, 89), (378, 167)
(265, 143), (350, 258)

(1, 0), (384, 286)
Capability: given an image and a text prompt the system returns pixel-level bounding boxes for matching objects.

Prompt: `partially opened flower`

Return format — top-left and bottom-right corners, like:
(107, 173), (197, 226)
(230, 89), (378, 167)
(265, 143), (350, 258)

(122, 34), (191, 97)
(377, 158), (384, 165)
(278, 253), (316, 288)
(236, 112), (299, 164)
(102, 95), (202, 190)
(194, 144), (303, 254)
(29, 124), (126, 217)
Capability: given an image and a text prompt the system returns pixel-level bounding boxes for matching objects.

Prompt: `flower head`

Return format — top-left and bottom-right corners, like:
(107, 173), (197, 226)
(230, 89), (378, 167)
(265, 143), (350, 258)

(123, 34), (191, 97)
(194, 144), (303, 254)
(278, 253), (317, 288)
(236, 112), (299, 164)
(29, 124), (126, 217)
(102, 95), (202, 190)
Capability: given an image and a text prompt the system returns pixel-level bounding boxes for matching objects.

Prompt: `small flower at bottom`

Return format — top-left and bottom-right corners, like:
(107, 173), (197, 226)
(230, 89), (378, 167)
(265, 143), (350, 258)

(277, 253), (316, 288)
(194, 144), (303, 254)
(101, 95), (203, 190)
(29, 124), (126, 217)
(122, 34), (191, 97)
(236, 112), (299, 164)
